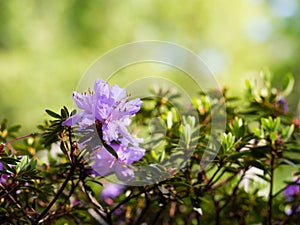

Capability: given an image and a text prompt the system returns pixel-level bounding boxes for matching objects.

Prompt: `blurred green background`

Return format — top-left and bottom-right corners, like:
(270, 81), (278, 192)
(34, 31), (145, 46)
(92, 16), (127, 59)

(1, 0), (300, 133)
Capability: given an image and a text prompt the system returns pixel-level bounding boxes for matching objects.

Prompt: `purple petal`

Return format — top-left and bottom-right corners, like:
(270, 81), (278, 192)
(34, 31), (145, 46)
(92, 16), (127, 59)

(92, 148), (116, 177)
(62, 112), (88, 127)
(101, 182), (124, 199)
(112, 99), (142, 120)
(72, 92), (94, 113)
(117, 123), (139, 144)
(95, 103), (111, 121)
(125, 98), (143, 115)
(94, 79), (110, 100)
(0, 162), (7, 183)
(284, 179), (300, 202)
(109, 142), (145, 165)
(110, 84), (127, 102)
(125, 146), (145, 164)
(102, 123), (119, 143)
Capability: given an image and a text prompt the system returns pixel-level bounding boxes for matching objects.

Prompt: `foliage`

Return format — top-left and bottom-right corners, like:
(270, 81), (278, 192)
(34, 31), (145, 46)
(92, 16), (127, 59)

(1, 71), (300, 225)
(1, 0), (300, 133)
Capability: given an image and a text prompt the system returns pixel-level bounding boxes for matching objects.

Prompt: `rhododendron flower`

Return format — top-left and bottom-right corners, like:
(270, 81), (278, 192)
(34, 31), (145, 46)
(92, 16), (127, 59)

(62, 79), (143, 145)
(62, 79), (145, 181)
(0, 162), (7, 183)
(275, 96), (288, 113)
(101, 182), (124, 200)
(92, 142), (145, 181)
(284, 179), (300, 215)
(284, 179), (300, 202)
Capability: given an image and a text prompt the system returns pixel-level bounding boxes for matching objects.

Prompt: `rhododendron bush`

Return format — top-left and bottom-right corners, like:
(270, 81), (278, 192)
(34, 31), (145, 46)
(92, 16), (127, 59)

(1, 71), (300, 225)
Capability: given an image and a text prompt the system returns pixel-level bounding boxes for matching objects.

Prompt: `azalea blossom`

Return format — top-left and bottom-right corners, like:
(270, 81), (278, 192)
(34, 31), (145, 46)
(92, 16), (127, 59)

(284, 179), (300, 215)
(0, 162), (8, 183)
(62, 79), (143, 145)
(101, 181), (124, 201)
(275, 96), (288, 113)
(284, 179), (300, 202)
(62, 79), (145, 181)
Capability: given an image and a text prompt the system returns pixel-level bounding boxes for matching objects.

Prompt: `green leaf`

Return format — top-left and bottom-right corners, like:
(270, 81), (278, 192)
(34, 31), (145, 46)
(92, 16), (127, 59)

(172, 181), (193, 188)
(7, 124), (21, 133)
(270, 131), (277, 145)
(228, 151), (250, 160)
(273, 117), (280, 131)
(70, 109), (77, 116)
(279, 158), (296, 167)
(45, 109), (61, 119)
(247, 160), (266, 171)
(16, 156), (29, 173)
(281, 73), (294, 97)
(167, 111), (173, 129)
(221, 132), (235, 152)
(249, 146), (269, 158)
(0, 157), (19, 165)
(150, 150), (158, 162)
(60, 141), (68, 155)
(282, 125), (294, 141)
(159, 148), (166, 162)
(0, 207), (7, 214)
(256, 174), (270, 182)
(182, 124), (191, 146)
(29, 158), (37, 168)
(261, 68), (272, 89)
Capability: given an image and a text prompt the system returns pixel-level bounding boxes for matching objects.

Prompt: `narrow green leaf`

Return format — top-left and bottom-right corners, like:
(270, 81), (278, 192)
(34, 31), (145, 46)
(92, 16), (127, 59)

(173, 182), (193, 188)
(247, 160), (266, 171)
(0, 157), (19, 165)
(256, 174), (270, 182)
(16, 156), (29, 173)
(281, 73), (295, 97)
(284, 125), (294, 141)
(151, 150), (158, 162)
(270, 132), (277, 145)
(7, 125), (21, 133)
(60, 141), (68, 155)
(159, 149), (166, 162)
(273, 117), (280, 131)
(45, 109), (61, 119)
(63, 106), (70, 117)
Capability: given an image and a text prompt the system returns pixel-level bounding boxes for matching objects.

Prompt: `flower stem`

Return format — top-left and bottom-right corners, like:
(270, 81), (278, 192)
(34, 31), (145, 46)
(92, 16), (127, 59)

(268, 148), (275, 225)
(33, 165), (75, 224)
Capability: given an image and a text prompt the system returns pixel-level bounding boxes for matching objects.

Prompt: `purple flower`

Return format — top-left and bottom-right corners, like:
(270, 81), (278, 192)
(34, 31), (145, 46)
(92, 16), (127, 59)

(92, 146), (131, 181)
(63, 79), (143, 145)
(275, 96), (288, 113)
(101, 182), (124, 200)
(284, 179), (300, 202)
(63, 79), (145, 181)
(0, 162), (7, 183)
(100, 182), (125, 218)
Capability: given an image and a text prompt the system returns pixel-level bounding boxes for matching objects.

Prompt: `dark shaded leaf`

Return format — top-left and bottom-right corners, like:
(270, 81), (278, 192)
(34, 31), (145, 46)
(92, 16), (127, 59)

(45, 109), (61, 119)
(103, 142), (118, 159)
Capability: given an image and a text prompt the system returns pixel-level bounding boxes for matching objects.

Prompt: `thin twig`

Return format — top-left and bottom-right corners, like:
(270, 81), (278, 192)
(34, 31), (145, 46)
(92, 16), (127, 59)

(211, 171), (239, 189)
(218, 168), (248, 212)
(33, 165), (75, 224)
(81, 182), (108, 223)
(0, 183), (34, 221)
(134, 192), (151, 225)
(268, 148), (276, 225)
(206, 165), (223, 188)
